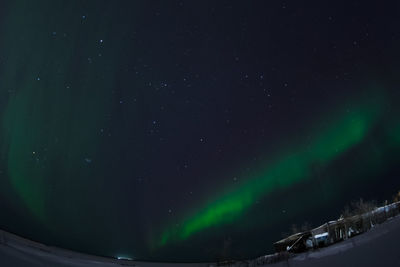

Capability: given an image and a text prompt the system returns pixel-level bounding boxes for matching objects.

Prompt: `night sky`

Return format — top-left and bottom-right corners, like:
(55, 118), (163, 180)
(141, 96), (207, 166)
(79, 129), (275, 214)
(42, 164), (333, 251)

(1, 0), (400, 262)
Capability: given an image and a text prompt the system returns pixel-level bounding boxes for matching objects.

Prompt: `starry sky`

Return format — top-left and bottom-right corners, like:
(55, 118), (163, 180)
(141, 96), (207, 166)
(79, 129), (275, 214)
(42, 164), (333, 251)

(0, 0), (400, 262)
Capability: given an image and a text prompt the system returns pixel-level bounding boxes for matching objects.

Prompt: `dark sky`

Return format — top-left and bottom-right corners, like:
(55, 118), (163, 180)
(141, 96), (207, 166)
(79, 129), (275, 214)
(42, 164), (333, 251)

(0, 0), (400, 262)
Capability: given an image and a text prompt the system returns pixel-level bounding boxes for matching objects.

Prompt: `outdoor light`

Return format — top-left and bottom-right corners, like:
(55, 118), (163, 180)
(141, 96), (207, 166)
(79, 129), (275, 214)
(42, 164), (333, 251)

(116, 256), (133, 261)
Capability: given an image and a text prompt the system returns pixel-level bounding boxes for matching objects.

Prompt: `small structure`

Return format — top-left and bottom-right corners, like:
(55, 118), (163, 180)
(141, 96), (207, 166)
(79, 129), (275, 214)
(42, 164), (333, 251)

(273, 201), (400, 256)
(274, 231), (311, 253)
(276, 203), (400, 251)
(313, 232), (329, 247)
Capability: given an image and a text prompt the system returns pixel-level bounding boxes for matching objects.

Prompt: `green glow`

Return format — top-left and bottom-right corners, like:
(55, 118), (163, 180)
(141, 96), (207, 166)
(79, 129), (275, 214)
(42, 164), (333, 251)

(0, 0), (119, 222)
(157, 99), (383, 247)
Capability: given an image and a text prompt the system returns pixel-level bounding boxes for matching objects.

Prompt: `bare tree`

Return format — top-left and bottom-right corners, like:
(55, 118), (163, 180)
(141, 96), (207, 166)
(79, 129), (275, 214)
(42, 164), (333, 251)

(341, 204), (352, 218)
(393, 191), (400, 203)
(300, 221), (312, 232)
(349, 198), (376, 215)
(290, 224), (299, 234)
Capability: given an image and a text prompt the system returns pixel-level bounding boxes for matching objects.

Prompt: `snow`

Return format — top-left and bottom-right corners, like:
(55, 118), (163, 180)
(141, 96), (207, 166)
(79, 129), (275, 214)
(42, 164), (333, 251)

(314, 232), (329, 239)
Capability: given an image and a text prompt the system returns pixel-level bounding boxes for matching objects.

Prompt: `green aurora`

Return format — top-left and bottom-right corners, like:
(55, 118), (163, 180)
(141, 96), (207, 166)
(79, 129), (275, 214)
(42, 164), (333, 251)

(156, 93), (391, 247)
(0, 0), (122, 225)
(0, 0), (399, 261)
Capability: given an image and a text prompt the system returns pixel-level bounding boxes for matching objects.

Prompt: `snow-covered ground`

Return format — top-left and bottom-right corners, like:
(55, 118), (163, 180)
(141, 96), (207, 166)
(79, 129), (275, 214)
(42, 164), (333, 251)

(264, 215), (400, 267)
(1, 215), (400, 267)
(0, 230), (210, 267)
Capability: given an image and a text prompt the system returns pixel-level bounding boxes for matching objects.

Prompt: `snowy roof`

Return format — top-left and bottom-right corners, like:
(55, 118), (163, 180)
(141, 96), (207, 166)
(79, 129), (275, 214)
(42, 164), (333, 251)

(314, 232), (329, 239)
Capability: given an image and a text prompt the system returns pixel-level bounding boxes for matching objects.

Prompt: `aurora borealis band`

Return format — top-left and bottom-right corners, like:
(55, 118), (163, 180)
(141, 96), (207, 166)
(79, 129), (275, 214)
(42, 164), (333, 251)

(1, 0), (400, 262)
(157, 96), (385, 246)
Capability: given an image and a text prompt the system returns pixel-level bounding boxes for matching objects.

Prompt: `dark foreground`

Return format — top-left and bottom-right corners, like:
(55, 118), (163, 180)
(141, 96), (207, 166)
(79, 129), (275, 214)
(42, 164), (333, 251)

(266, 215), (400, 267)
(1, 215), (400, 267)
